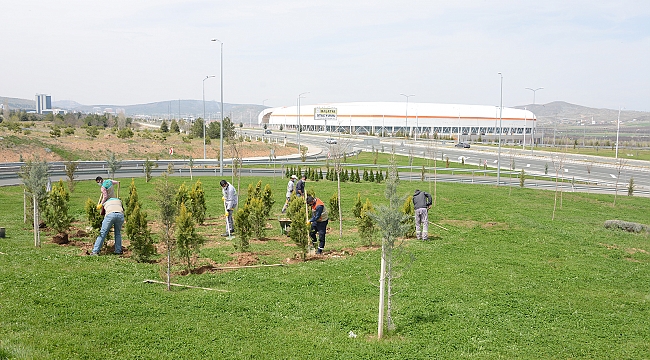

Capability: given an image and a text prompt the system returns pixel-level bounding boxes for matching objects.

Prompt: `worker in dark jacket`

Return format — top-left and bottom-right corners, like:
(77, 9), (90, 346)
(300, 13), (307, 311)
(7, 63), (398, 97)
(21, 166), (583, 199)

(307, 195), (328, 254)
(412, 189), (432, 240)
(295, 175), (306, 197)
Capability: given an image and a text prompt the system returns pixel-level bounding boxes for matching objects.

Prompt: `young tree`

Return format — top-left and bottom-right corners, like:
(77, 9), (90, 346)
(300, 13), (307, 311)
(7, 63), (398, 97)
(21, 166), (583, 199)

(154, 174), (178, 291)
(160, 120), (169, 133)
(64, 160), (78, 193)
(551, 152), (566, 221)
(627, 177), (635, 196)
(614, 159), (627, 206)
(44, 179), (72, 237)
(188, 156), (194, 180)
(122, 179), (154, 262)
(127, 202), (155, 262)
(189, 179), (207, 225)
(287, 196), (309, 260)
(175, 182), (190, 209)
(233, 207), (252, 251)
(170, 119), (180, 133)
(175, 203), (204, 273)
(358, 198), (376, 246)
(106, 151), (121, 179)
(144, 158), (154, 183)
(400, 196), (415, 238)
(84, 197), (104, 241)
(370, 152), (409, 339)
(352, 193), (363, 219)
(248, 197), (267, 239)
(20, 157), (49, 247)
(190, 118), (204, 138)
(328, 193), (340, 222)
(261, 184), (275, 219)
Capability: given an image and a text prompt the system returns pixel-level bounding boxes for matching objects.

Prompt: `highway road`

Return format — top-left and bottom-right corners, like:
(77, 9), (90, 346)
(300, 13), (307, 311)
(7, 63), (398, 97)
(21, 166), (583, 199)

(2, 129), (648, 197)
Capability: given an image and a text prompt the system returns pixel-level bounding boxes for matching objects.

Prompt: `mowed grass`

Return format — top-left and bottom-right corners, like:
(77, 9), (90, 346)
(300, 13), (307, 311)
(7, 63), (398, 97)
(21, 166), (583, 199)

(0, 174), (649, 359)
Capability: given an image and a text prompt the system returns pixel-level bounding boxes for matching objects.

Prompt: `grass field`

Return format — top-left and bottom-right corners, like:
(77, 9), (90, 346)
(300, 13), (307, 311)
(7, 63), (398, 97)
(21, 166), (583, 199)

(1, 173), (649, 359)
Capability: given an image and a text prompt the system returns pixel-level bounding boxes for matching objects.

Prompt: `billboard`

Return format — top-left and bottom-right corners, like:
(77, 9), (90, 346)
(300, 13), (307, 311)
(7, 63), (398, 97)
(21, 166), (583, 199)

(314, 107), (337, 121)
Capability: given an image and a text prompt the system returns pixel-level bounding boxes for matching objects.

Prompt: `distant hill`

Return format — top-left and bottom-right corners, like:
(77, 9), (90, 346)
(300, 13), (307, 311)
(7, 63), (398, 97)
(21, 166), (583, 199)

(514, 101), (650, 124)
(0, 97), (36, 112)
(0, 96), (268, 124)
(3, 96), (648, 126)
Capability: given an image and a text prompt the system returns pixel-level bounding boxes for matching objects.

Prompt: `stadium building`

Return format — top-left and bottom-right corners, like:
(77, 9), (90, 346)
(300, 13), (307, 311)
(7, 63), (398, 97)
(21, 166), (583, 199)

(259, 102), (537, 143)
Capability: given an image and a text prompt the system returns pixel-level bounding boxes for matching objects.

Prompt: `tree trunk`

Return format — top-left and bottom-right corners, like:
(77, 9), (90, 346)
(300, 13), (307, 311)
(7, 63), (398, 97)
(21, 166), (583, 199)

(33, 195), (40, 247)
(377, 242), (386, 339)
(337, 170), (342, 239)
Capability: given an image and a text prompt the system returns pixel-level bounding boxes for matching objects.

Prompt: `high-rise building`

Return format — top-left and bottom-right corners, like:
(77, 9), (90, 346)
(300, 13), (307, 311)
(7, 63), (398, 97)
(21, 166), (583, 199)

(36, 94), (52, 114)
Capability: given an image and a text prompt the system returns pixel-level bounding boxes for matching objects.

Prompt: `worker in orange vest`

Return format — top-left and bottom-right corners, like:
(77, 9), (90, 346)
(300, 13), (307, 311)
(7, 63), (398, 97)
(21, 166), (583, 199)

(306, 195), (328, 255)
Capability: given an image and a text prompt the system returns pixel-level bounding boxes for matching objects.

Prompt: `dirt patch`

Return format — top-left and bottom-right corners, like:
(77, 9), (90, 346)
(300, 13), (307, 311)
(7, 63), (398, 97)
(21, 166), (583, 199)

(1, 124), (296, 162)
(51, 233), (69, 244)
(227, 253), (260, 266)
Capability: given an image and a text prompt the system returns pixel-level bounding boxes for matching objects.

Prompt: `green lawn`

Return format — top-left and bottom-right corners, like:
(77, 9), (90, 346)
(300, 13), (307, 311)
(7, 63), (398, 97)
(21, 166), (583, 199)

(1, 174), (649, 359)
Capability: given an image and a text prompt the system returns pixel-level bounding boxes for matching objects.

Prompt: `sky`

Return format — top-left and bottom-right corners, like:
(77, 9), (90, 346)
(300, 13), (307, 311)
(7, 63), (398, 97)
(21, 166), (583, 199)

(2, 0), (649, 111)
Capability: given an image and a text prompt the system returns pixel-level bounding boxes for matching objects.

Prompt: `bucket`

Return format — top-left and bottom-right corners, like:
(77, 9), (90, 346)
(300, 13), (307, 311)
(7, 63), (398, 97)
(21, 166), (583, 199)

(0, 227), (5, 238)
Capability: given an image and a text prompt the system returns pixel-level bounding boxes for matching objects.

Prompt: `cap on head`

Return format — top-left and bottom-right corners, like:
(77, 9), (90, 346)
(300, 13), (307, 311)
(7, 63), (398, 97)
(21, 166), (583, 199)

(291, 175), (297, 179)
(220, 180), (227, 187)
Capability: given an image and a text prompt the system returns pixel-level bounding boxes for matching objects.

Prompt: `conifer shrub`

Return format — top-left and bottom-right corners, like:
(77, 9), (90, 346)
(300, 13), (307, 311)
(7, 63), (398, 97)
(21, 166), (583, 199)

(287, 196), (309, 260)
(352, 193), (363, 219)
(329, 193), (340, 221)
(358, 198), (376, 246)
(189, 179), (207, 225)
(233, 207), (252, 252)
(401, 195), (415, 238)
(44, 180), (72, 235)
(175, 203), (204, 272)
(127, 202), (155, 262)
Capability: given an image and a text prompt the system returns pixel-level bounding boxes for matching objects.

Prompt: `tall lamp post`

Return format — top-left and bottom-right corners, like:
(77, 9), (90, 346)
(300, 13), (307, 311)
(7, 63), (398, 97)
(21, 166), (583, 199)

(525, 87), (543, 105)
(400, 93), (414, 137)
(211, 38), (224, 175)
(525, 87), (542, 153)
(202, 75), (215, 159)
(497, 73), (503, 186)
(297, 92), (309, 153)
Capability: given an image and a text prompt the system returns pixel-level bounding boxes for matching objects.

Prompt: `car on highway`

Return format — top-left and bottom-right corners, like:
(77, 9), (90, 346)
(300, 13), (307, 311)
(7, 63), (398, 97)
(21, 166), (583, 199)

(325, 138), (337, 144)
(264, 129), (272, 134)
(455, 142), (470, 148)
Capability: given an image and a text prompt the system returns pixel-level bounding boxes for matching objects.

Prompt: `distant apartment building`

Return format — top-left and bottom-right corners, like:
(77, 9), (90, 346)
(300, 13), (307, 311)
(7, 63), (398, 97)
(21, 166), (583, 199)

(36, 94), (52, 114)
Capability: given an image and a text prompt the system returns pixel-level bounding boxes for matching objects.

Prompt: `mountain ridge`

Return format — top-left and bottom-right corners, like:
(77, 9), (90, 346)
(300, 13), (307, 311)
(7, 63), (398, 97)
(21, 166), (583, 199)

(2, 96), (648, 124)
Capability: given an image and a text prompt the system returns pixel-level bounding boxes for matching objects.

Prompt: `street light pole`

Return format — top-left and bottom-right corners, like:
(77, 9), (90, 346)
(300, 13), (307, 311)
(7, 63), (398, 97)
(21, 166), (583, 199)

(202, 75), (215, 160)
(297, 92), (309, 154)
(497, 73), (503, 186)
(525, 87), (543, 105)
(211, 38), (224, 175)
(400, 93), (414, 138)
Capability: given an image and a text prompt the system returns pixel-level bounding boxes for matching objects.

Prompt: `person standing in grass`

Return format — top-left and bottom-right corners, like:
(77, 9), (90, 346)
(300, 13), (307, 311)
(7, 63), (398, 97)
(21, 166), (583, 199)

(412, 189), (432, 240)
(95, 176), (120, 205)
(91, 198), (124, 255)
(295, 174), (306, 198)
(307, 195), (328, 255)
(281, 175), (297, 213)
(220, 179), (237, 236)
